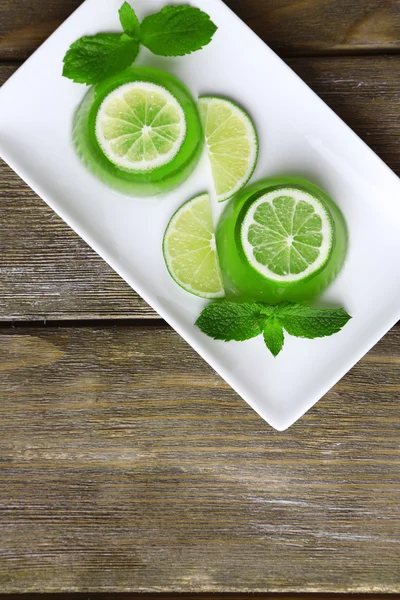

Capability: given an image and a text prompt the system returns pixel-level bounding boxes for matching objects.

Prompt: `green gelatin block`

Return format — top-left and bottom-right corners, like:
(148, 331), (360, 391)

(216, 176), (348, 303)
(73, 67), (203, 196)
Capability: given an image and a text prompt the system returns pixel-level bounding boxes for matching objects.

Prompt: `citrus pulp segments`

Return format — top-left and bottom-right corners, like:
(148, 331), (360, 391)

(163, 193), (225, 299)
(199, 96), (258, 202)
(240, 187), (334, 283)
(96, 81), (186, 172)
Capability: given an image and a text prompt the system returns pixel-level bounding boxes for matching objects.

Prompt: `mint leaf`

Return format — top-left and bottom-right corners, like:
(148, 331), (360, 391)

(196, 302), (265, 342)
(62, 33), (140, 85)
(276, 303), (351, 339)
(119, 2), (140, 39)
(196, 300), (351, 355)
(263, 317), (284, 357)
(140, 5), (217, 57)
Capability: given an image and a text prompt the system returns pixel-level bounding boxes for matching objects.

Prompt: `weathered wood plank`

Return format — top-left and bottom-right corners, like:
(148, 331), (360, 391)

(227, 0), (400, 57)
(1, 0), (400, 61)
(0, 324), (399, 593)
(0, 596), (395, 600)
(1, 57), (400, 321)
(0, 0), (81, 61)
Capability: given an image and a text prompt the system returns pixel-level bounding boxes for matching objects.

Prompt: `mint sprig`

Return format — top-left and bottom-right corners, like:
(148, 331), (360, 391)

(140, 5), (218, 57)
(62, 3), (217, 85)
(196, 301), (351, 358)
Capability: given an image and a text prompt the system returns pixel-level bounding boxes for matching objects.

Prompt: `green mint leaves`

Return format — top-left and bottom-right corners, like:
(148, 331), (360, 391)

(196, 302), (266, 342)
(196, 301), (351, 358)
(276, 303), (351, 339)
(62, 3), (217, 85)
(119, 2), (140, 39)
(263, 317), (285, 357)
(141, 5), (218, 56)
(62, 33), (140, 85)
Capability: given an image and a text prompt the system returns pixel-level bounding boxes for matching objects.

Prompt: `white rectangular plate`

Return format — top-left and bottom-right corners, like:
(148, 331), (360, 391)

(1, 0), (400, 430)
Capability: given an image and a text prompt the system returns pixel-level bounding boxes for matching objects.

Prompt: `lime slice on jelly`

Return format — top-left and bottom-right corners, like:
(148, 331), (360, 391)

(199, 96), (258, 202)
(239, 187), (335, 283)
(163, 193), (225, 298)
(95, 81), (187, 172)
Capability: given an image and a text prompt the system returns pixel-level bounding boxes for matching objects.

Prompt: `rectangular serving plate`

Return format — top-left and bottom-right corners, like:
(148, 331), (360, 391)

(1, 0), (400, 430)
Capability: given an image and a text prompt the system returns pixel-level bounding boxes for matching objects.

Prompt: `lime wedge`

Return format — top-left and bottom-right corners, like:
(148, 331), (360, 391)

(163, 193), (225, 298)
(240, 187), (334, 283)
(96, 81), (186, 171)
(199, 96), (258, 202)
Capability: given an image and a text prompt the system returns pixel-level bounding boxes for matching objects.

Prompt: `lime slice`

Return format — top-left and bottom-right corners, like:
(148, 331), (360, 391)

(163, 193), (225, 298)
(95, 81), (186, 172)
(240, 187), (334, 283)
(199, 96), (258, 202)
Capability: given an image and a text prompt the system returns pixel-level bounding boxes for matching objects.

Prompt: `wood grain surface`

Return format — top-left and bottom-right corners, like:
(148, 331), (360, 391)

(2, 57), (400, 321)
(1, 0), (400, 61)
(0, 596), (395, 600)
(0, 324), (399, 593)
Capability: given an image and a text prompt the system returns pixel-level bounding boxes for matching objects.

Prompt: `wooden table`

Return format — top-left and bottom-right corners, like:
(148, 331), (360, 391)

(0, 0), (399, 595)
